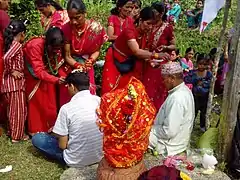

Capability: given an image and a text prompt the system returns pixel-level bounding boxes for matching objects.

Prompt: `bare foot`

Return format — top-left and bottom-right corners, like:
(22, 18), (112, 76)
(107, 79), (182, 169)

(23, 135), (29, 141)
(11, 139), (20, 143)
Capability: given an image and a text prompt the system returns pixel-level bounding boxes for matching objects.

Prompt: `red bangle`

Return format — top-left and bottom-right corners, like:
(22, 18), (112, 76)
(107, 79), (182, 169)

(74, 62), (81, 69)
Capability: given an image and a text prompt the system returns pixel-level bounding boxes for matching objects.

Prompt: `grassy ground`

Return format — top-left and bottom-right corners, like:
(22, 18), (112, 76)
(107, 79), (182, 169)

(0, 133), (64, 180)
(0, 117), (220, 180)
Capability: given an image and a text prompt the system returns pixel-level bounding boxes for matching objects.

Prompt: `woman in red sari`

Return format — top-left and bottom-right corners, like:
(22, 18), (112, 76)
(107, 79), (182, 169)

(24, 27), (67, 136)
(35, 0), (69, 31)
(107, 0), (134, 42)
(0, 0), (10, 126)
(101, 7), (170, 95)
(142, 2), (176, 110)
(62, 0), (108, 95)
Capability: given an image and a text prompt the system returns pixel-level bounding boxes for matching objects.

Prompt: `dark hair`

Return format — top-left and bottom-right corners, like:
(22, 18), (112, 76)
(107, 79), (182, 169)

(135, 6), (155, 24)
(111, 0), (133, 15)
(175, 48), (180, 55)
(134, 0), (142, 8)
(45, 26), (64, 47)
(196, 53), (206, 63)
(209, 47), (217, 56)
(151, 1), (167, 21)
(185, 47), (194, 54)
(35, 0), (63, 11)
(65, 71), (90, 91)
(209, 47), (217, 61)
(67, 0), (86, 13)
(44, 27), (64, 72)
(3, 20), (26, 53)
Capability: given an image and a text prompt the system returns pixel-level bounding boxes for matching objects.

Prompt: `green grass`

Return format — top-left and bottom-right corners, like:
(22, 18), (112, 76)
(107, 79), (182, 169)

(0, 134), (64, 180)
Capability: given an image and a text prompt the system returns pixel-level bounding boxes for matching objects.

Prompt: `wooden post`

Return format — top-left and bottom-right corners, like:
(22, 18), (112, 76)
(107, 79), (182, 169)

(205, 0), (231, 129)
(219, 0), (240, 162)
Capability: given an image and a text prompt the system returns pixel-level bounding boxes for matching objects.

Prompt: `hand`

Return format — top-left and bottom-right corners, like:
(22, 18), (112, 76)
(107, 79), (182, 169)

(58, 77), (65, 84)
(198, 81), (203, 86)
(158, 52), (171, 61)
(85, 58), (94, 67)
(11, 70), (24, 79)
(158, 45), (168, 52)
(48, 127), (53, 133)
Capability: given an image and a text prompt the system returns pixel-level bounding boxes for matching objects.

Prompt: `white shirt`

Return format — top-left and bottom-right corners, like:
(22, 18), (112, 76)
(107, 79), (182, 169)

(149, 83), (195, 156)
(53, 90), (103, 167)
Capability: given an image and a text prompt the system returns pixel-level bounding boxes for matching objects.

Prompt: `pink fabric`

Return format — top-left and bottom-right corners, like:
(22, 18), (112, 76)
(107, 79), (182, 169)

(181, 58), (194, 89)
(221, 62), (229, 86)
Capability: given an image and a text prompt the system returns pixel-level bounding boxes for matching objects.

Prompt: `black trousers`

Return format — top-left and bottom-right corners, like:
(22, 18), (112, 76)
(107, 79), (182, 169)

(194, 95), (208, 128)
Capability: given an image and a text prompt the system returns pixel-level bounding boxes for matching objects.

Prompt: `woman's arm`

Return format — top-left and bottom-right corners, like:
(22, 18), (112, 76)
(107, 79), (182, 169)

(127, 40), (152, 59)
(64, 44), (77, 67)
(127, 39), (170, 60)
(107, 26), (118, 41)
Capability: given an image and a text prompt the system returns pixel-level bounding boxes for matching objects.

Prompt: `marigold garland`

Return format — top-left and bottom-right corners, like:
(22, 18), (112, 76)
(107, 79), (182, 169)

(97, 77), (156, 168)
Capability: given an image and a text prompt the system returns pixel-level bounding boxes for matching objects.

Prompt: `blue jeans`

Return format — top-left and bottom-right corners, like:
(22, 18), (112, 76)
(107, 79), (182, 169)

(32, 133), (66, 165)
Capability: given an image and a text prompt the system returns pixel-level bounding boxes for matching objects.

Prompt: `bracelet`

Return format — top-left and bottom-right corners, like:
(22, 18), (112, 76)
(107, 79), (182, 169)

(73, 62), (82, 69)
(151, 53), (159, 59)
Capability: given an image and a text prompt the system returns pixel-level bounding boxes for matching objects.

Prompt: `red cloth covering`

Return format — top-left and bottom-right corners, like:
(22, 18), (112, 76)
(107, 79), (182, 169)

(23, 37), (68, 134)
(101, 24), (146, 95)
(97, 77), (156, 168)
(142, 23), (175, 110)
(108, 15), (134, 37)
(41, 10), (69, 31)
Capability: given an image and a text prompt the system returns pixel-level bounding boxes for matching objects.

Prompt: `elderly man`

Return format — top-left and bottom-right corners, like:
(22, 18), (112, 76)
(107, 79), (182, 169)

(149, 62), (195, 156)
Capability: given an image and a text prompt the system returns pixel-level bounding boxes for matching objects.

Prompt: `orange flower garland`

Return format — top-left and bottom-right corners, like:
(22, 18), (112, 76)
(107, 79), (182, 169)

(97, 77), (156, 168)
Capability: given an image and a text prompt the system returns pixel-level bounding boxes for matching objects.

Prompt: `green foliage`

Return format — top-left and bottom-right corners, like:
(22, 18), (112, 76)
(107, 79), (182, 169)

(9, 0), (43, 39)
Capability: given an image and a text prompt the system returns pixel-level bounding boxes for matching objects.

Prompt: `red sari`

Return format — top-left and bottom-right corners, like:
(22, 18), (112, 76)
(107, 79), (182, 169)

(108, 15), (134, 37)
(0, 10), (10, 124)
(142, 23), (175, 110)
(62, 20), (108, 94)
(41, 10), (69, 30)
(23, 37), (70, 134)
(101, 24), (146, 95)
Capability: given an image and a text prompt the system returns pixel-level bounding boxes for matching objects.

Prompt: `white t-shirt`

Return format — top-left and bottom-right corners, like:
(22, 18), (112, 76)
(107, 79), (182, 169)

(53, 90), (103, 167)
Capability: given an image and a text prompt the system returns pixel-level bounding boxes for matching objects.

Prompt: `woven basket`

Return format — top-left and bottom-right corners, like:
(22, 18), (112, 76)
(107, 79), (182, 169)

(97, 158), (147, 180)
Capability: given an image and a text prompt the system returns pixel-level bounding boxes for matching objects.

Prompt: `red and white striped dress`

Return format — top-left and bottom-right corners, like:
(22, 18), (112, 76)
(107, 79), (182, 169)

(1, 41), (27, 140)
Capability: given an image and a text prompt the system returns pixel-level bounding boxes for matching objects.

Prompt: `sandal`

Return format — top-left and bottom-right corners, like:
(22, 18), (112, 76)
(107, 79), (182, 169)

(23, 135), (30, 141)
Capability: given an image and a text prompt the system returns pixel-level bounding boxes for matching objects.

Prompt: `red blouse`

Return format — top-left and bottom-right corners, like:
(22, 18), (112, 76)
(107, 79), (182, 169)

(23, 37), (59, 84)
(62, 20), (108, 56)
(148, 23), (174, 52)
(108, 15), (134, 37)
(113, 24), (139, 62)
(41, 10), (69, 30)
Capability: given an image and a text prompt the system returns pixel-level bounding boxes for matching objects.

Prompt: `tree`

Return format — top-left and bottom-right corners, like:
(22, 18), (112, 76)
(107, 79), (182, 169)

(219, 0), (240, 162)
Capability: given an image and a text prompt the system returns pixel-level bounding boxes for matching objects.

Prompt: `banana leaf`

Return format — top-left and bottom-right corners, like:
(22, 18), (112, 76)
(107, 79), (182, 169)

(197, 127), (219, 151)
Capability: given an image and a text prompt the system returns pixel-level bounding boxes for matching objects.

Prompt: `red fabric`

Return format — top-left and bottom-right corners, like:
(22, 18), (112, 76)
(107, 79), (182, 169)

(62, 20), (108, 94)
(23, 37), (59, 134)
(0, 10), (10, 32)
(3, 91), (26, 140)
(0, 10), (10, 124)
(138, 165), (182, 180)
(101, 24), (144, 95)
(108, 15), (134, 37)
(1, 41), (25, 93)
(41, 10), (69, 30)
(142, 23), (175, 110)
